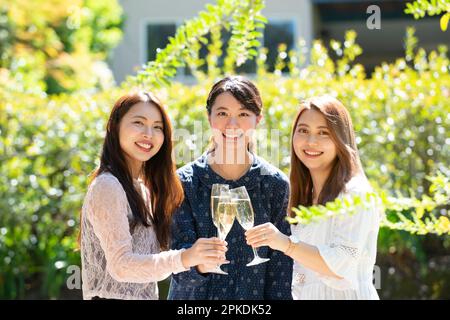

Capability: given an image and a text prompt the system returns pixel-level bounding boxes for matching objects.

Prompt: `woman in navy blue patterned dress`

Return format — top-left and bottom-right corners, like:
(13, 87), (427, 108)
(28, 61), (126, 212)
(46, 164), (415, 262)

(168, 76), (293, 300)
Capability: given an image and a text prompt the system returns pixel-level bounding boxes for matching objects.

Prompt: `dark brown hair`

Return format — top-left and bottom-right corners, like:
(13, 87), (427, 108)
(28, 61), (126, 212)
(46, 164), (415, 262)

(80, 92), (184, 249)
(289, 96), (361, 217)
(206, 76), (262, 152)
(206, 76), (262, 116)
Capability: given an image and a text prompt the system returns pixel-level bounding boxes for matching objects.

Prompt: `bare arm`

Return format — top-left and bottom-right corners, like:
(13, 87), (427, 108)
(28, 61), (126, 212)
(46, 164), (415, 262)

(245, 222), (342, 279)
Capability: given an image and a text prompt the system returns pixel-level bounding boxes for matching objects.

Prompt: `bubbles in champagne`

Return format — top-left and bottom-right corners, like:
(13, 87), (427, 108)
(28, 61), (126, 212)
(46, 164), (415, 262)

(234, 199), (254, 230)
(211, 196), (221, 228)
(216, 202), (236, 237)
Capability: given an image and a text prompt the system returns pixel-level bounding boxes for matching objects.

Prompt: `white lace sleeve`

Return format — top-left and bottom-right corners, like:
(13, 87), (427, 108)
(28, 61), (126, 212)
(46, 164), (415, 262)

(86, 175), (188, 283)
(316, 191), (379, 290)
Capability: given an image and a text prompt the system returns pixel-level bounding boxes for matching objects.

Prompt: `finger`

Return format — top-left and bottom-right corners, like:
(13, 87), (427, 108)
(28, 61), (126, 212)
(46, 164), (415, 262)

(246, 225), (273, 238)
(198, 241), (228, 250)
(244, 225), (266, 236)
(206, 257), (230, 265)
(210, 243), (228, 250)
(246, 236), (261, 245)
(200, 250), (224, 258)
(216, 244), (228, 252)
(245, 234), (260, 243)
(249, 240), (266, 248)
(210, 249), (228, 258)
(245, 224), (267, 234)
(247, 233), (271, 245)
(246, 231), (267, 243)
(202, 238), (228, 246)
(244, 230), (257, 237)
(246, 229), (265, 239)
(209, 237), (227, 245)
(198, 238), (219, 245)
(202, 264), (217, 271)
(201, 244), (228, 252)
(246, 238), (261, 246)
(202, 249), (228, 258)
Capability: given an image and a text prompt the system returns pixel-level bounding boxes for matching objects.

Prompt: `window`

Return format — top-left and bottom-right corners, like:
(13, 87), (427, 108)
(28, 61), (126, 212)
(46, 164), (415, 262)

(145, 20), (295, 75)
(263, 21), (295, 72)
(190, 29), (257, 75)
(146, 23), (176, 62)
(191, 20), (295, 75)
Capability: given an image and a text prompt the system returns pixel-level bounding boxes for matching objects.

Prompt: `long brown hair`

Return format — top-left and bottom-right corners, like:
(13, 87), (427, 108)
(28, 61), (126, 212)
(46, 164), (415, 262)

(80, 92), (184, 249)
(289, 96), (361, 217)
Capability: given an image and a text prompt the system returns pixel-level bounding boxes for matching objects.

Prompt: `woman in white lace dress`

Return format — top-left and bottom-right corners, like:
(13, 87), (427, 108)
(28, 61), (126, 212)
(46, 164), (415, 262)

(246, 96), (380, 300)
(80, 92), (228, 300)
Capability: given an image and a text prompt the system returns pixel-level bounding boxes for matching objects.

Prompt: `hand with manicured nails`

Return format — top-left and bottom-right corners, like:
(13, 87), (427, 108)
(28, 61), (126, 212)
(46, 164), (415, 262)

(181, 237), (229, 269)
(245, 222), (290, 253)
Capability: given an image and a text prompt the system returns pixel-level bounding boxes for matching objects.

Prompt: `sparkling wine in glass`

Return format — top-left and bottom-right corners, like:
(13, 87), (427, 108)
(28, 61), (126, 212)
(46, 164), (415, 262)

(210, 184), (234, 275)
(211, 184), (229, 236)
(231, 186), (270, 267)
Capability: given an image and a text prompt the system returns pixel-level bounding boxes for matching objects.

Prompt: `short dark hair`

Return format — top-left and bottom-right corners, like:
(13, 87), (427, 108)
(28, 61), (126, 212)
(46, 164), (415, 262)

(206, 76), (262, 116)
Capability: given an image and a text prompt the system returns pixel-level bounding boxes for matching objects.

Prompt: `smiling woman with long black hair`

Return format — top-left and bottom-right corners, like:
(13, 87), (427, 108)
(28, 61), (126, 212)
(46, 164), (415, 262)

(79, 92), (228, 300)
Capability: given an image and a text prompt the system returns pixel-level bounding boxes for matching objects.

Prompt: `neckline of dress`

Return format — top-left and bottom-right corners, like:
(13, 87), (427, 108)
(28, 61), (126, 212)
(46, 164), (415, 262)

(195, 152), (265, 190)
(207, 152), (255, 182)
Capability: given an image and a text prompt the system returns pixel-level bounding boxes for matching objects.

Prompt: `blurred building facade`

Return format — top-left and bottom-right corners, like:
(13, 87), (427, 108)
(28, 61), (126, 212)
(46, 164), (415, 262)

(110, 0), (449, 83)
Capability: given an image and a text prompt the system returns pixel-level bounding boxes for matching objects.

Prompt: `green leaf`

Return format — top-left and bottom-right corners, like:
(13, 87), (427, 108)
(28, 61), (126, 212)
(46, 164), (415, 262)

(440, 13), (449, 31)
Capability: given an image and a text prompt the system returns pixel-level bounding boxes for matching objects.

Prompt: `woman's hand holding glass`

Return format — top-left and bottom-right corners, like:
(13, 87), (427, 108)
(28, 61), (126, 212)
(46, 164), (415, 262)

(182, 237), (229, 269)
(244, 222), (290, 253)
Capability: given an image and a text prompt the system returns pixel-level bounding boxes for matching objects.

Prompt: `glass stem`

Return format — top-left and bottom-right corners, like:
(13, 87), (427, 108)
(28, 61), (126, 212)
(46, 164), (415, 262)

(252, 247), (260, 258)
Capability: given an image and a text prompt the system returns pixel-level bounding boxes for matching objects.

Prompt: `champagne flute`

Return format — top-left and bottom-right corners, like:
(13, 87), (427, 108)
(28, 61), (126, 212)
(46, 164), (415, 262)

(211, 184), (229, 237)
(230, 186), (270, 266)
(210, 184), (234, 275)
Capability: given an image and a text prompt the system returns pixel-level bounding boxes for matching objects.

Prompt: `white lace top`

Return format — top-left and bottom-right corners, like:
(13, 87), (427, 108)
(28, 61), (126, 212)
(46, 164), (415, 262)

(290, 175), (380, 300)
(80, 172), (188, 300)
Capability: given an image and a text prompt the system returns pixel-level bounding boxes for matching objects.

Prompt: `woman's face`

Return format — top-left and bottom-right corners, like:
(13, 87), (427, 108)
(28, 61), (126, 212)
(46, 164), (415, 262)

(119, 102), (165, 174)
(208, 92), (261, 152)
(293, 108), (337, 174)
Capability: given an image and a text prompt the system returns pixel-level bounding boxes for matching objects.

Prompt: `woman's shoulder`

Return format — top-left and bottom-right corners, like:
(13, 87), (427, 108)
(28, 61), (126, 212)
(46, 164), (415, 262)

(176, 154), (209, 182)
(341, 174), (382, 223)
(92, 171), (120, 186)
(83, 172), (128, 215)
(344, 174), (373, 196)
(88, 172), (125, 197)
(176, 162), (196, 183)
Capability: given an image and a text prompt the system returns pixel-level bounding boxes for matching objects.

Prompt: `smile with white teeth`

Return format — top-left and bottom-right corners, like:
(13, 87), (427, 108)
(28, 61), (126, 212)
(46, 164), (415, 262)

(223, 133), (243, 139)
(136, 142), (153, 150)
(304, 150), (323, 156)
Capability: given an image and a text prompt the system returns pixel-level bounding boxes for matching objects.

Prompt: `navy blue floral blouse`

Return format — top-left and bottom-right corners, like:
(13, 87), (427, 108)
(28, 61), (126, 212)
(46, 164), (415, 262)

(168, 153), (293, 300)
